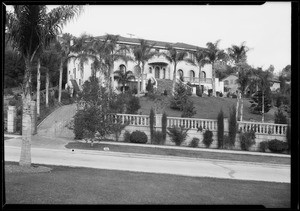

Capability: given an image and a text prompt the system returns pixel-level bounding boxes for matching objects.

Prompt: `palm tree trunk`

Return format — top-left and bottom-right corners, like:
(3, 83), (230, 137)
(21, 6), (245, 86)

(36, 58), (41, 117)
(240, 97), (244, 122)
(137, 61), (140, 97)
(19, 58), (32, 167)
(141, 62), (145, 93)
(262, 90), (265, 122)
(58, 59), (63, 103)
(212, 62), (216, 97)
(172, 63), (177, 95)
(46, 69), (49, 107)
(110, 63), (114, 92)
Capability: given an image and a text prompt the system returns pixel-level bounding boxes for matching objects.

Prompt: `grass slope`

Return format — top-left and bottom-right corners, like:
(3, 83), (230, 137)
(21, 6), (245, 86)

(5, 162), (290, 207)
(138, 95), (275, 122)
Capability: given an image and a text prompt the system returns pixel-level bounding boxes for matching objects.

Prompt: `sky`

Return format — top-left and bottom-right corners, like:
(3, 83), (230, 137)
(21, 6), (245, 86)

(6, 3), (291, 73)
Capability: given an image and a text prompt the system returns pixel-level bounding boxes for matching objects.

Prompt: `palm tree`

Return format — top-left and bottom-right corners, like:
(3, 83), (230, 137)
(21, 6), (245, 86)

(162, 44), (195, 95)
(101, 34), (132, 93)
(205, 40), (227, 97)
(132, 39), (157, 93)
(113, 70), (135, 93)
(228, 42), (250, 121)
(193, 47), (209, 94)
(6, 5), (82, 167)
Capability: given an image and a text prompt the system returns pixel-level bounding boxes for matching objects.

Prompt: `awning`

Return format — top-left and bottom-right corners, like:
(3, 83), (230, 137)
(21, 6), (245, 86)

(148, 62), (169, 66)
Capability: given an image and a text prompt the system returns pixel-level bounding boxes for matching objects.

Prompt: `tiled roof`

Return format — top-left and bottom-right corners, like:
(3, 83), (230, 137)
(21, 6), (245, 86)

(95, 35), (204, 51)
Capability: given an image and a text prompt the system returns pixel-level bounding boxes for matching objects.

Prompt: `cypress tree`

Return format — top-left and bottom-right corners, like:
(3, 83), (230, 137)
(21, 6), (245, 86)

(162, 112), (167, 141)
(217, 109), (224, 148)
(149, 108), (155, 143)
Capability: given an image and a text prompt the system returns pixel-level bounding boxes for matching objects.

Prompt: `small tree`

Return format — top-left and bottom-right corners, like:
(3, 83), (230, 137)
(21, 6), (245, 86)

(274, 108), (288, 124)
(167, 126), (189, 146)
(228, 105), (238, 148)
(217, 109), (224, 148)
(162, 112), (167, 141)
(203, 129), (213, 148)
(249, 90), (272, 115)
(149, 108), (155, 143)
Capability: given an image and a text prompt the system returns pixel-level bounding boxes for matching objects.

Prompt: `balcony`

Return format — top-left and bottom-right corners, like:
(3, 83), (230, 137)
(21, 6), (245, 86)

(183, 77), (212, 84)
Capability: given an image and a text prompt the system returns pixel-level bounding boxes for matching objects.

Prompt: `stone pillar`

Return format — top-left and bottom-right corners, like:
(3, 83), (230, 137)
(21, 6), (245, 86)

(31, 101), (37, 135)
(155, 114), (162, 130)
(7, 106), (16, 133)
(224, 118), (229, 134)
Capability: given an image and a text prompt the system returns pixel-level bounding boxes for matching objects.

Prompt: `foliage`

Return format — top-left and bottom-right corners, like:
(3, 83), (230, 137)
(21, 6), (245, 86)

(249, 90), (272, 114)
(109, 92), (140, 114)
(114, 70), (135, 93)
(259, 141), (269, 152)
(203, 129), (213, 148)
(146, 79), (154, 93)
(73, 110), (85, 139)
(152, 131), (165, 145)
(162, 112), (167, 141)
(170, 82), (196, 117)
(163, 89), (168, 96)
(110, 120), (128, 142)
(189, 137), (199, 148)
(127, 95), (141, 114)
(223, 135), (232, 149)
(239, 130), (256, 151)
(130, 130), (148, 144)
(4, 88), (14, 96)
(208, 89), (213, 96)
(149, 108), (155, 143)
(217, 109), (224, 149)
(267, 139), (288, 153)
(228, 105), (237, 148)
(274, 108), (288, 124)
(4, 49), (25, 88)
(167, 126), (189, 146)
(123, 131), (131, 143)
(196, 86), (202, 97)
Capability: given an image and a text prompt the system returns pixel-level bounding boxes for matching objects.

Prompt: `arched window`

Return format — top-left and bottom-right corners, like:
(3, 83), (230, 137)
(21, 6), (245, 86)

(177, 69), (184, 81)
(202, 71), (206, 78)
(190, 70), (195, 82)
(163, 68), (166, 79)
(119, 64), (126, 73)
(149, 67), (152, 74)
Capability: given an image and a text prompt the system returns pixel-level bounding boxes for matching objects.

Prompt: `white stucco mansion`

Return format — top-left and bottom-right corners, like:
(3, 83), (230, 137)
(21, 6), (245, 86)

(66, 35), (224, 95)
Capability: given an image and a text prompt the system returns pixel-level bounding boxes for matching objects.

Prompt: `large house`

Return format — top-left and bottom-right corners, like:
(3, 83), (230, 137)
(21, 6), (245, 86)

(66, 35), (224, 95)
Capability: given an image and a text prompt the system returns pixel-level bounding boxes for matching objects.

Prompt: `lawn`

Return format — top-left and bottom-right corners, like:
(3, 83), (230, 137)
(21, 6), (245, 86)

(65, 142), (290, 165)
(138, 95), (276, 122)
(5, 162), (290, 207)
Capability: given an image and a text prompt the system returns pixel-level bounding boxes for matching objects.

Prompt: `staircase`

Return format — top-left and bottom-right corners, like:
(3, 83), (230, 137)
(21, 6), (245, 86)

(156, 79), (173, 95)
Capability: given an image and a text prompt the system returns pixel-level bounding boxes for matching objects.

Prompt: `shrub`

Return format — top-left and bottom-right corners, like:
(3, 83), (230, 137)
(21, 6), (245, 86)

(217, 109), (224, 149)
(274, 108), (288, 124)
(259, 141), (269, 152)
(170, 82), (188, 110)
(268, 139), (288, 153)
(4, 88), (14, 96)
(203, 129), (213, 148)
(123, 131), (131, 143)
(163, 89), (168, 96)
(196, 86), (202, 97)
(149, 108), (155, 143)
(231, 93), (237, 98)
(130, 130), (148, 144)
(127, 96), (141, 114)
(189, 138), (199, 148)
(162, 112), (167, 141)
(181, 100), (196, 118)
(226, 92), (231, 98)
(208, 89), (213, 96)
(223, 135), (232, 149)
(228, 105), (238, 148)
(8, 98), (18, 106)
(219, 92), (223, 97)
(186, 83), (192, 96)
(167, 126), (189, 146)
(152, 131), (165, 145)
(239, 130), (256, 151)
(131, 87), (138, 95)
(73, 110), (85, 139)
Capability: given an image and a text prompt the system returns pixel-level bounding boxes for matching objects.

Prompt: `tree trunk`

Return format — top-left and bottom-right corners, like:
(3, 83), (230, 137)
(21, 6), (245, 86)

(36, 58), (41, 117)
(110, 63), (114, 93)
(172, 63), (177, 95)
(212, 62), (216, 97)
(262, 90), (265, 122)
(19, 58), (32, 167)
(46, 69), (49, 107)
(58, 60), (63, 103)
(240, 97), (244, 122)
(141, 62), (145, 93)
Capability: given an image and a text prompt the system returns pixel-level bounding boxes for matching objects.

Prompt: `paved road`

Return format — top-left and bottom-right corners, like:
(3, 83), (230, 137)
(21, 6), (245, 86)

(5, 145), (290, 183)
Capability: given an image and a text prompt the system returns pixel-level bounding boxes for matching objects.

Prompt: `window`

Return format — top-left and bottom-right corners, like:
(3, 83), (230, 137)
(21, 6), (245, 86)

(119, 64), (126, 73)
(163, 68), (166, 79)
(149, 67), (152, 73)
(79, 79), (81, 86)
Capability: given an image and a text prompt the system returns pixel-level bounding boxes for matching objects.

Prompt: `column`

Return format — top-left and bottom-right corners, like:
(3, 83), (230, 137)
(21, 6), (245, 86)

(7, 106), (16, 133)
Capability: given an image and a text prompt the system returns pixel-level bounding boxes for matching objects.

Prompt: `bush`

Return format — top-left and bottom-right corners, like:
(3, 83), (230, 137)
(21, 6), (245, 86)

(123, 131), (131, 143)
(208, 89), (213, 96)
(131, 87), (138, 95)
(152, 131), (165, 145)
(239, 130), (256, 151)
(231, 93), (237, 98)
(196, 86), (202, 97)
(259, 141), (269, 152)
(8, 98), (18, 106)
(167, 126), (189, 146)
(219, 92), (223, 97)
(226, 92), (231, 98)
(130, 130), (148, 144)
(274, 108), (288, 124)
(73, 110), (85, 139)
(223, 135), (232, 149)
(203, 129), (213, 148)
(189, 138), (199, 148)
(163, 89), (168, 96)
(127, 96), (141, 114)
(181, 100), (196, 118)
(268, 139), (288, 153)
(217, 109), (224, 149)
